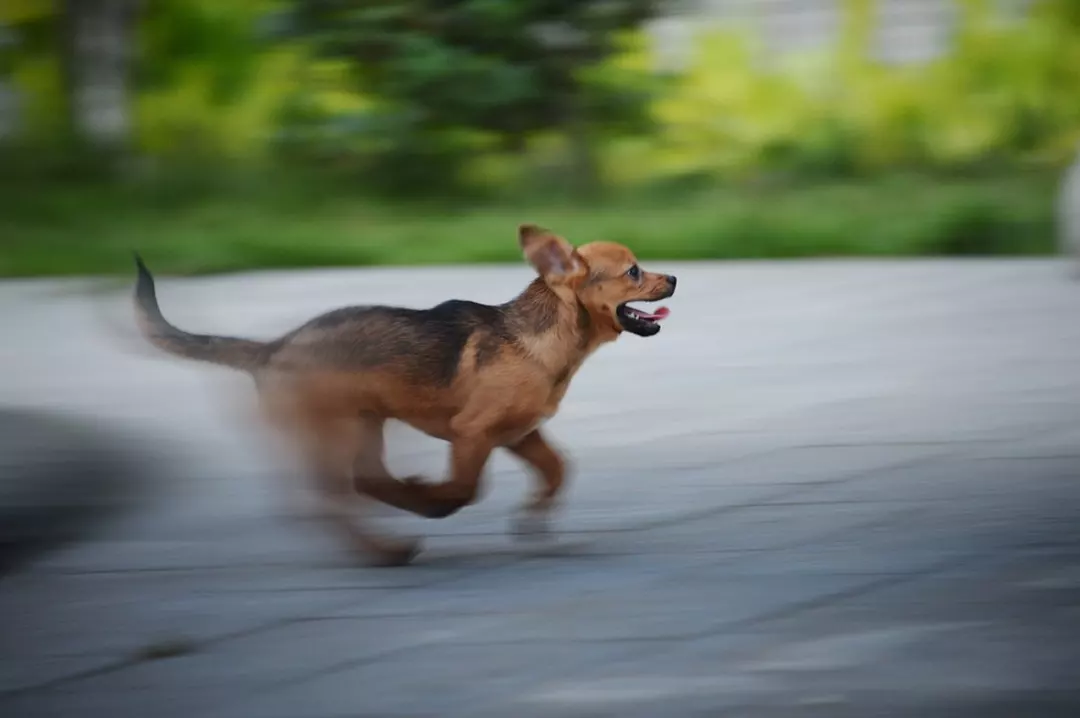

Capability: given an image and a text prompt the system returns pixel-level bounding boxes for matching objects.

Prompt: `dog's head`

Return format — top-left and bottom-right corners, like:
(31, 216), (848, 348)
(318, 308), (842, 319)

(519, 224), (676, 338)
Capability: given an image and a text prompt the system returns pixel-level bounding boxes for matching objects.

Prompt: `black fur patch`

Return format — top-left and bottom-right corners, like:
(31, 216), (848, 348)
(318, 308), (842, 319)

(265, 279), (572, 384)
(474, 329), (508, 368)
(272, 301), (509, 385)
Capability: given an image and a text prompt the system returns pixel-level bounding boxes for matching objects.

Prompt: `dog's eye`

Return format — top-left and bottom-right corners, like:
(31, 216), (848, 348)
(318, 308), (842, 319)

(626, 264), (641, 280)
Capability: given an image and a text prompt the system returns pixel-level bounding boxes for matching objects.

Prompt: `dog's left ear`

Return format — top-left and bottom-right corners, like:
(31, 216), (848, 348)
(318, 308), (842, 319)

(519, 224), (586, 282)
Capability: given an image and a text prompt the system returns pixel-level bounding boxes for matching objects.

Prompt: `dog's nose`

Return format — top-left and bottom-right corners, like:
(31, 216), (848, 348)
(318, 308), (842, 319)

(666, 275), (677, 291)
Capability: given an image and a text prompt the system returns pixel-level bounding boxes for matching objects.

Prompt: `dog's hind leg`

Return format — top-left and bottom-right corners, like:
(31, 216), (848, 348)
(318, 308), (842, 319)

(356, 435), (492, 520)
(348, 416), (454, 519)
(406, 435), (493, 518)
(506, 429), (567, 540)
(357, 390), (513, 519)
(350, 415), (431, 513)
(299, 414), (421, 567)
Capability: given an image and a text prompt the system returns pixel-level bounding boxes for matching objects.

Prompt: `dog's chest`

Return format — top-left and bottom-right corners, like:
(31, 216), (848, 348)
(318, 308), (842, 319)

(543, 378), (574, 417)
(495, 362), (576, 446)
(498, 392), (562, 447)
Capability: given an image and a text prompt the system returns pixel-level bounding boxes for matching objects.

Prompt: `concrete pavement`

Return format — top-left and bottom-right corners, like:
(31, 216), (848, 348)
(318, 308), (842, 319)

(1, 259), (1079, 717)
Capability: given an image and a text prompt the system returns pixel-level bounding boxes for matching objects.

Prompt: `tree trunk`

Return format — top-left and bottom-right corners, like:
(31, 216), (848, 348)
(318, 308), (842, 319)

(61, 0), (138, 150)
(0, 20), (19, 143)
(0, 81), (17, 143)
(562, 85), (602, 198)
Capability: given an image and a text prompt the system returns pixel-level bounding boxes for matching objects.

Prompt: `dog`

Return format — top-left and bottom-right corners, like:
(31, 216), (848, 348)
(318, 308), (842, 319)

(133, 224), (676, 566)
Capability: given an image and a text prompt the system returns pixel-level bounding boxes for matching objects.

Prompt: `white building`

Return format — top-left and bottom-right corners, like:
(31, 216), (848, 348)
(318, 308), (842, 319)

(648, 0), (1032, 69)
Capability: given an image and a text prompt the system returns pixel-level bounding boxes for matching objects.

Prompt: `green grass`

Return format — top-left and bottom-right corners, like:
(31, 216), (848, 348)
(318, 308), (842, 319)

(0, 171), (1059, 278)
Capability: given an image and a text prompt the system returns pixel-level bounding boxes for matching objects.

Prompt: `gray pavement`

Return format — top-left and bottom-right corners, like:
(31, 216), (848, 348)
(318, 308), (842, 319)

(1, 259), (1079, 717)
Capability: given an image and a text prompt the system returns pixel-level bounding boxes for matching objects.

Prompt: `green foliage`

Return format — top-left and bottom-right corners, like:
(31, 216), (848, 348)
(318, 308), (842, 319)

(281, 0), (663, 193)
(139, 0), (265, 104)
(1, 1), (64, 146)
(1, 0), (304, 167)
(3, 0), (1080, 198)
(135, 0), (305, 163)
(645, 0), (1080, 181)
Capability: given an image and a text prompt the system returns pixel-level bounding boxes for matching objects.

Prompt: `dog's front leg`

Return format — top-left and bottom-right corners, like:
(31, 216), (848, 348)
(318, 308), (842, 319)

(406, 436), (493, 519)
(507, 429), (567, 540)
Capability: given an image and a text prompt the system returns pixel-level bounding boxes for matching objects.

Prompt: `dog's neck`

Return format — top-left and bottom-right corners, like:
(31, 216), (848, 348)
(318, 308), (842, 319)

(504, 279), (613, 380)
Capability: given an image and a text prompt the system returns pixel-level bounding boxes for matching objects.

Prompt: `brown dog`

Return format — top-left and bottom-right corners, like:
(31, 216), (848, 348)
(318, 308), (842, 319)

(134, 224), (676, 565)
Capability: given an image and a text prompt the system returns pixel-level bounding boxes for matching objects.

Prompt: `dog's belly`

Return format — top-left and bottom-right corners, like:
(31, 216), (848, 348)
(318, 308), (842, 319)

(399, 416), (455, 442)
(497, 418), (547, 447)
(398, 413), (551, 446)
(394, 405), (555, 447)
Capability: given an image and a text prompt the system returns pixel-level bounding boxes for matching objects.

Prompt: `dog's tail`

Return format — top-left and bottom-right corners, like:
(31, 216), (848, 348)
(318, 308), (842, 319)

(133, 254), (268, 372)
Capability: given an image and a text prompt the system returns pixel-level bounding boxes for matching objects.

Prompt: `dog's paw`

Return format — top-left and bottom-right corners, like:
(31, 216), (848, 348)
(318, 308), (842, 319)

(510, 510), (553, 543)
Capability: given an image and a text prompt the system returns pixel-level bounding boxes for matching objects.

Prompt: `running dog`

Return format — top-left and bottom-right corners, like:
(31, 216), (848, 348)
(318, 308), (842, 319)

(133, 224), (676, 565)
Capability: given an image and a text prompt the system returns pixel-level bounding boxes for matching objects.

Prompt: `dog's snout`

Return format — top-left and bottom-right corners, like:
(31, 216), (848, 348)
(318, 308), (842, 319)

(665, 275), (677, 292)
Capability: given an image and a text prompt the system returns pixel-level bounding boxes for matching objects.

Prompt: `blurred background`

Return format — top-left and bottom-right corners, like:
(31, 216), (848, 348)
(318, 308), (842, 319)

(2, 2), (1080, 717)
(1, 0), (1079, 275)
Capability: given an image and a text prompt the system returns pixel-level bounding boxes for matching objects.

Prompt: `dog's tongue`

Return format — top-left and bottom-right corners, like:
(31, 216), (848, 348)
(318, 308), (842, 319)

(638, 306), (670, 322)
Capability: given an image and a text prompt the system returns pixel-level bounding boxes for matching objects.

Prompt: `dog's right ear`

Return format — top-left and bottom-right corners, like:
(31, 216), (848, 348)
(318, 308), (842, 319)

(519, 224), (585, 282)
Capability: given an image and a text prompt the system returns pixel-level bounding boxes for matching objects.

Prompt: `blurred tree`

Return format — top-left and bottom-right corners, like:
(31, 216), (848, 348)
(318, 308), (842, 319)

(284, 0), (668, 194)
(1037, 0), (1080, 29)
(60, 0), (141, 150)
(0, 0), (53, 144)
(1, 0), (141, 154)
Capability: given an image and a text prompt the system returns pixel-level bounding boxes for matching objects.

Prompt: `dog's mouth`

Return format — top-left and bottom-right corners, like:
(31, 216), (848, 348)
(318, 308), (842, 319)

(616, 302), (671, 337)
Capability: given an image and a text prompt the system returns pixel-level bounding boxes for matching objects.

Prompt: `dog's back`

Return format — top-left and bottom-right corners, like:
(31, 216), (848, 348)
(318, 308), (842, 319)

(265, 301), (512, 385)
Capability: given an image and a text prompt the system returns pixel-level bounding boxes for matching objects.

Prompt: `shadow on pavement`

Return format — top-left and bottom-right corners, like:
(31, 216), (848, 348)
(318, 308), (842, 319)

(0, 408), (149, 575)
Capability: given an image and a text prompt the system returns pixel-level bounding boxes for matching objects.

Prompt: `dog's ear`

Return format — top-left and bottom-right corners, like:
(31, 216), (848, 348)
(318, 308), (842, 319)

(519, 224), (585, 282)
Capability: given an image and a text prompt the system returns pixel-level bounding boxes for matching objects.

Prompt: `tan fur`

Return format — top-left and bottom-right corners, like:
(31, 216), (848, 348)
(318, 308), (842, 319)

(133, 225), (676, 566)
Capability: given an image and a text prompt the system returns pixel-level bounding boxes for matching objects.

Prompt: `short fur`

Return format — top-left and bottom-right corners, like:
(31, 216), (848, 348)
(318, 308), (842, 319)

(134, 225), (676, 565)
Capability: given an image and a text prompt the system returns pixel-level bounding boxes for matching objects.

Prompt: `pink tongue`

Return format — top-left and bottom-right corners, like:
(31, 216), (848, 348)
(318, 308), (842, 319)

(637, 306), (670, 321)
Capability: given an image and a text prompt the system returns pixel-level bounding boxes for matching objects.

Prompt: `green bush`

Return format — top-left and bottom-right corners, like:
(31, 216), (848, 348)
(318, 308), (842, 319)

(635, 0), (1080, 182)
(4, 0), (1079, 193)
